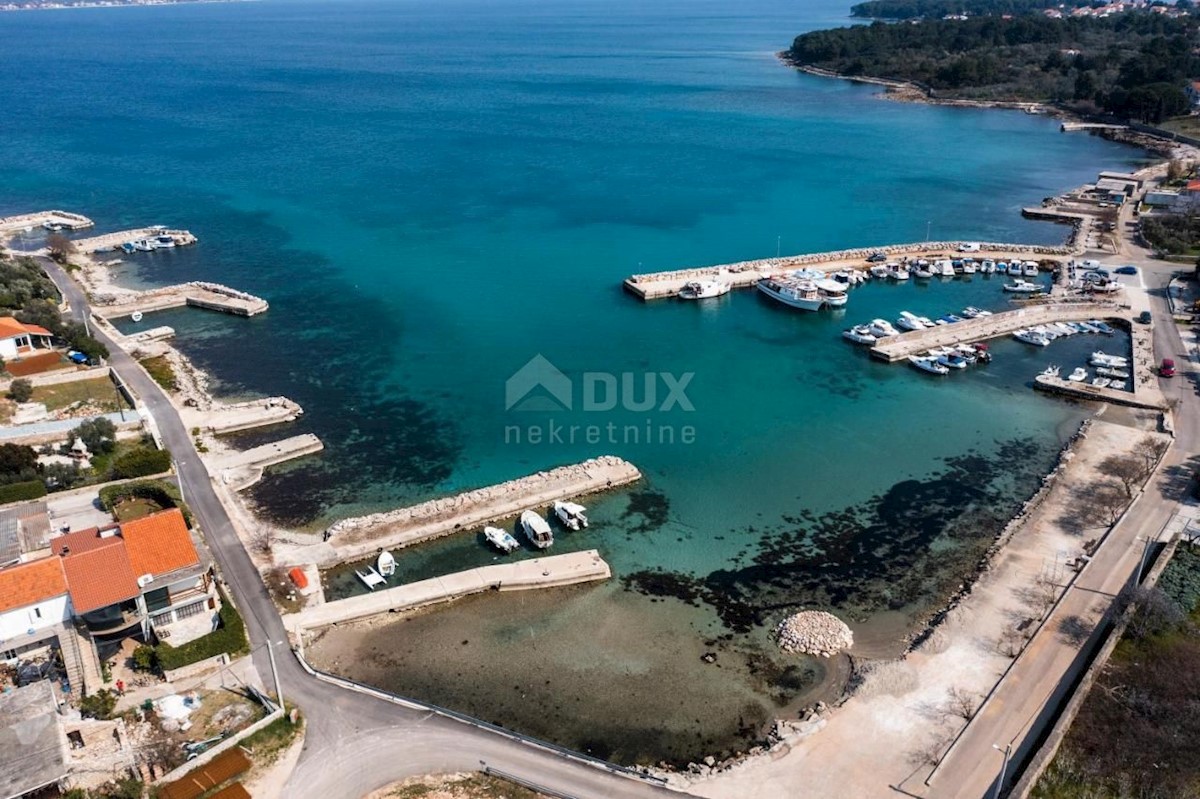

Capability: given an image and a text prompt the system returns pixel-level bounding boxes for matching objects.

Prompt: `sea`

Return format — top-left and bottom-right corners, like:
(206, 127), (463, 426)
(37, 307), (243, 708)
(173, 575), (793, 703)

(0, 0), (1148, 765)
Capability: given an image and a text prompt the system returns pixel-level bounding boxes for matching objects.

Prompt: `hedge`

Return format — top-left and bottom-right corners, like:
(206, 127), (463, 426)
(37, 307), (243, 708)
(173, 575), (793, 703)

(0, 479), (48, 505)
(111, 447), (172, 480)
(154, 601), (248, 671)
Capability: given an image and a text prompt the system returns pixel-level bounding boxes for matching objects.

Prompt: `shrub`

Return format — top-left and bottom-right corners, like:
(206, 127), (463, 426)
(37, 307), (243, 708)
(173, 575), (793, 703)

(6, 378), (32, 403)
(131, 644), (157, 673)
(111, 447), (172, 480)
(0, 480), (47, 504)
(98, 479), (190, 525)
(0, 443), (38, 485)
(80, 689), (117, 720)
(69, 417), (117, 455)
(155, 601), (248, 672)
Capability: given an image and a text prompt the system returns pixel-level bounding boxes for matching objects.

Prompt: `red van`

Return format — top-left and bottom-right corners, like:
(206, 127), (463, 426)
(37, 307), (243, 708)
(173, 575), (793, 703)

(1160, 358), (1176, 378)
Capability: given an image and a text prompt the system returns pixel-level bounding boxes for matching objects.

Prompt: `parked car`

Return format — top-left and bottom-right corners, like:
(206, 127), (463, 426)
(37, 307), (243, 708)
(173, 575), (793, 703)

(866, 252), (887, 263)
(66, 350), (89, 365)
(1115, 265), (1139, 275)
(1138, 310), (1152, 324)
(1160, 358), (1176, 378)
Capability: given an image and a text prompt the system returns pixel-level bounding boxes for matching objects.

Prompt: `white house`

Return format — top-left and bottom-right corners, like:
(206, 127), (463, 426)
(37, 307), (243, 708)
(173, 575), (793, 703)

(0, 557), (71, 664)
(0, 316), (54, 361)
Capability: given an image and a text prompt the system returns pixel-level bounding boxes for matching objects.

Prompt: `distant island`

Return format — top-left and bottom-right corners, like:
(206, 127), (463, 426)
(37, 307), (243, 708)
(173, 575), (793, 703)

(1, 0), (245, 10)
(787, 11), (1200, 122)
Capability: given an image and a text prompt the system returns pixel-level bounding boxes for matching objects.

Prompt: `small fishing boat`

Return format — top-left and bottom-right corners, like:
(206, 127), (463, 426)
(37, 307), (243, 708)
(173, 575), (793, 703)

(377, 550), (396, 577)
(960, 306), (992, 319)
(1003, 280), (1043, 294)
(971, 343), (992, 363)
(1088, 320), (1116, 335)
(520, 510), (554, 549)
(897, 312), (927, 332)
(130, 311), (144, 323)
(129, 239), (154, 252)
(842, 325), (878, 345)
(917, 316), (936, 328)
(980, 260), (996, 274)
(938, 352), (969, 370)
(152, 235), (176, 249)
(869, 319), (899, 338)
(1096, 366), (1130, 379)
(1013, 329), (1050, 346)
(553, 500), (589, 530)
(355, 565), (387, 591)
(1022, 262), (1040, 277)
(886, 263), (910, 281)
(938, 314), (964, 325)
(1090, 351), (1129, 368)
(484, 526), (520, 553)
(913, 264), (934, 279)
(1041, 364), (1061, 378)
(908, 355), (950, 375)
(1068, 367), (1088, 382)
(1075, 321), (1099, 333)
(961, 259), (977, 274)
(1091, 377), (1111, 388)
(869, 265), (889, 279)
(679, 280), (731, 300)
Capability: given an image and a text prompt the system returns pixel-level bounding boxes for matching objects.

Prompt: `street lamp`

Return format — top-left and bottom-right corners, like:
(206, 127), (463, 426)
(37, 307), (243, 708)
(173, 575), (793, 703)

(992, 743), (1012, 799)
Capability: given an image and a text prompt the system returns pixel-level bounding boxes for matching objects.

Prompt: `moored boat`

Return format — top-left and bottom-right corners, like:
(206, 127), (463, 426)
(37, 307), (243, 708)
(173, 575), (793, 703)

(1068, 367), (1088, 382)
(377, 550), (396, 577)
(1088, 320), (1116, 335)
(1090, 350), (1129, 368)
(937, 352), (969, 370)
(553, 500), (589, 530)
(757, 278), (825, 311)
(1003, 280), (1043, 294)
(1013, 329), (1050, 346)
(842, 325), (877, 345)
(484, 526), (521, 553)
(868, 319), (899, 338)
(520, 510), (554, 549)
(679, 280), (731, 300)
(1041, 364), (1061, 378)
(908, 355), (950, 375)
(355, 565), (387, 591)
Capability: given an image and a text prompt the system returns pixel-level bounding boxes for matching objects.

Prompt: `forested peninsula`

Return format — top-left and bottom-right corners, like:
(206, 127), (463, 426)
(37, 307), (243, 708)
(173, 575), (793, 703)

(851, 0), (1093, 20)
(787, 13), (1200, 122)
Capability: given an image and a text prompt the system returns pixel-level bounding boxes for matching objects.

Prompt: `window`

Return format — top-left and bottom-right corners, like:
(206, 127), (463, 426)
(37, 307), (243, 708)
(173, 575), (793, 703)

(33, 608), (41, 619)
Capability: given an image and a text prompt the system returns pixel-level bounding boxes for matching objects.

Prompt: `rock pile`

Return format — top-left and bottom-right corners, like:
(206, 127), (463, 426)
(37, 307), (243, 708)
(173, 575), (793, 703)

(775, 611), (853, 657)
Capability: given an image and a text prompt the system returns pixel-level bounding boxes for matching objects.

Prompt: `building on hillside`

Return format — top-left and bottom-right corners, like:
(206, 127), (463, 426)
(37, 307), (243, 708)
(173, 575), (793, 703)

(50, 508), (217, 660)
(1188, 80), (1200, 108)
(0, 317), (54, 361)
(0, 681), (67, 799)
(0, 557), (70, 665)
(0, 501), (52, 567)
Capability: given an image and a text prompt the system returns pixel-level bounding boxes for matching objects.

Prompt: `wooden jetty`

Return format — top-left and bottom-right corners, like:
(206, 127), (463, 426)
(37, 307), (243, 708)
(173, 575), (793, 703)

(74, 227), (197, 253)
(868, 301), (1127, 362)
(92, 282), (268, 319)
(623, 240), (1072, 301)
(0, 210), (94, 234)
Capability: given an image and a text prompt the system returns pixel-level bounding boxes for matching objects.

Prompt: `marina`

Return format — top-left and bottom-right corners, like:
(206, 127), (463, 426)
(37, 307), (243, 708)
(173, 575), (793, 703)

(288, 549), (612, 633)
(0, 209), (93, 234)
(72, 226), (198, 253)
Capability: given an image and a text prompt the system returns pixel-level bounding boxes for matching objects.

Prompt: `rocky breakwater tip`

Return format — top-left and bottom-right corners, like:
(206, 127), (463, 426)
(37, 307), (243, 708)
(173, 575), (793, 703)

(775, 611), (854, 658)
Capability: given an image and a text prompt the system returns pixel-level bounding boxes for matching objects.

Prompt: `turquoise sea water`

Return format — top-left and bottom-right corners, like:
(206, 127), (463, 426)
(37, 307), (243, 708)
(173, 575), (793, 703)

(0, 0), (1147, 763)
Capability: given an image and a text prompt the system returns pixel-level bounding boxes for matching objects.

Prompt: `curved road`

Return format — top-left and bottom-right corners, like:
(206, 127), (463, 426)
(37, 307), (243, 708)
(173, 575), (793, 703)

(40, 258), (682, 799)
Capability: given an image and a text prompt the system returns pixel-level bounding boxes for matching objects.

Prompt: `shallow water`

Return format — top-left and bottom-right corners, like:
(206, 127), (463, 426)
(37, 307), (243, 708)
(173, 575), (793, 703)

(0, 0), (1144, 763)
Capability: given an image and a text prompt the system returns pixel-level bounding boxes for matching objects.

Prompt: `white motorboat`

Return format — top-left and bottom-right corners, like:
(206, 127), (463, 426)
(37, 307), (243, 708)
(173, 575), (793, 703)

(1050, 322), (1076, 336)
(960, 306), (992, 319)
(1091, 377), (1111, 388)
(355, 566), (387, 591)
(816, 279), (849, 307)
(1041, 364), (1061, 378)
(917, 316), (936, 329)
(553, 500), (589, 530)
(980, 260), (996, 274)
(897, 311), (926, 332)
(913, 264), (934, 279)
(1022, 262), (1040, 277)
(484, 526), (520, 553)
(868, 319), (899, 338)
(130, 311), (144, 323)
(377, 550), (396, 577)
(1003, 280), (1043, 294)
(886, 263), (910, 280)
(679, 280), (730, 300)
(128, 239), (154, 252)
(869, 265), (890, 279)
(757, 278), (825, 311)
(932, 260), (956, 277)
(961, 260), (977, 274)
(843, 325), (878, 345)
(908, 355), (949, 375)
(520, 510), (554, 549)
(1089, 320), (1116, 335)
(1096, 366), (1130, 379)
(1068, 367), (1088, 382)
(1005, 262), (1023, 275)
(1013, 329), (1050, 346)
(152, 235), (176, 249)
(954, 344), (979, 363)
(1090, 351), (1129, 368)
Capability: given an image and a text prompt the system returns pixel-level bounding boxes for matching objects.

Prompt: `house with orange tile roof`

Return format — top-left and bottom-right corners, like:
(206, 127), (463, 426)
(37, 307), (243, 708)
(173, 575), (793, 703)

(49, 509), (217, 658)
(0, 316), (54, 361)
(0, 556), (70, 666)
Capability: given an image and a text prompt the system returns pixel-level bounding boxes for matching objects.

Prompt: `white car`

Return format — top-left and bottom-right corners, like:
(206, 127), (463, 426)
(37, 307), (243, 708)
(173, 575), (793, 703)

(958, 242), (981, 253)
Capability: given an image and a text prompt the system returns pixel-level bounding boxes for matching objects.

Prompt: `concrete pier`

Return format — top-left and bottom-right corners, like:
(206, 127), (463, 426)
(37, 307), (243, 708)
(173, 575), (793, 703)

(0, 210), (93, 234)
(91, 282), (268, 318)
(185, 397), (304, 435)
(74, 227), (197, 253)
(1060, 122), (1126, 132)
(623, 241), (1072, 301)
(215, 433), (324, 491)
(287, 550), (611, 632)
(1033, 374), (1165, 410)
(127, 326), (175, 344)
(868, 301), (1126, 362)
(320, 456), (641, 566)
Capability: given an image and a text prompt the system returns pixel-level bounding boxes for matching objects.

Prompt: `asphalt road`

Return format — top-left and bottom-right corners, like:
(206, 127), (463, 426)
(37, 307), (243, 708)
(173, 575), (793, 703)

(40, 258), (681, 799)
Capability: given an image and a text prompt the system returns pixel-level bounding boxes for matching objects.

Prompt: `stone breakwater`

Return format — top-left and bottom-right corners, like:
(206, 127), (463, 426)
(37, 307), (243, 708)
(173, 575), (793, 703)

(774, 611), (854, 658)
(319, 456), (642, 566)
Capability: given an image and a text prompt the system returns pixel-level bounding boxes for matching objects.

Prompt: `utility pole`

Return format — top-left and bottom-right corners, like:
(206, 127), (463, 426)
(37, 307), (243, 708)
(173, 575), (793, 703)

(926, 220), (932, 242)
(776, 235), (781, 258)
(992, 742), (1012, 799)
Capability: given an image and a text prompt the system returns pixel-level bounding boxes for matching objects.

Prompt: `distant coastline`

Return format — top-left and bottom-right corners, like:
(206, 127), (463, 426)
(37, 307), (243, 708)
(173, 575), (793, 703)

(1, 0), (249, 11)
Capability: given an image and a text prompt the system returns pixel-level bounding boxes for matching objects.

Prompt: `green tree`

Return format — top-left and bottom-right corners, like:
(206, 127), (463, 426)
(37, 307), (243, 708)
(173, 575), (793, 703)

(0, 443), (38, 485)
(6, 378), (32, 403)
(69, 417), (117, 455)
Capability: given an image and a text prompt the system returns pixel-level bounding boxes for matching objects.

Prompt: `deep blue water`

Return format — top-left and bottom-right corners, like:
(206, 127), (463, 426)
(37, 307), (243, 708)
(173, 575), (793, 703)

(0, 0), (1149, 762)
